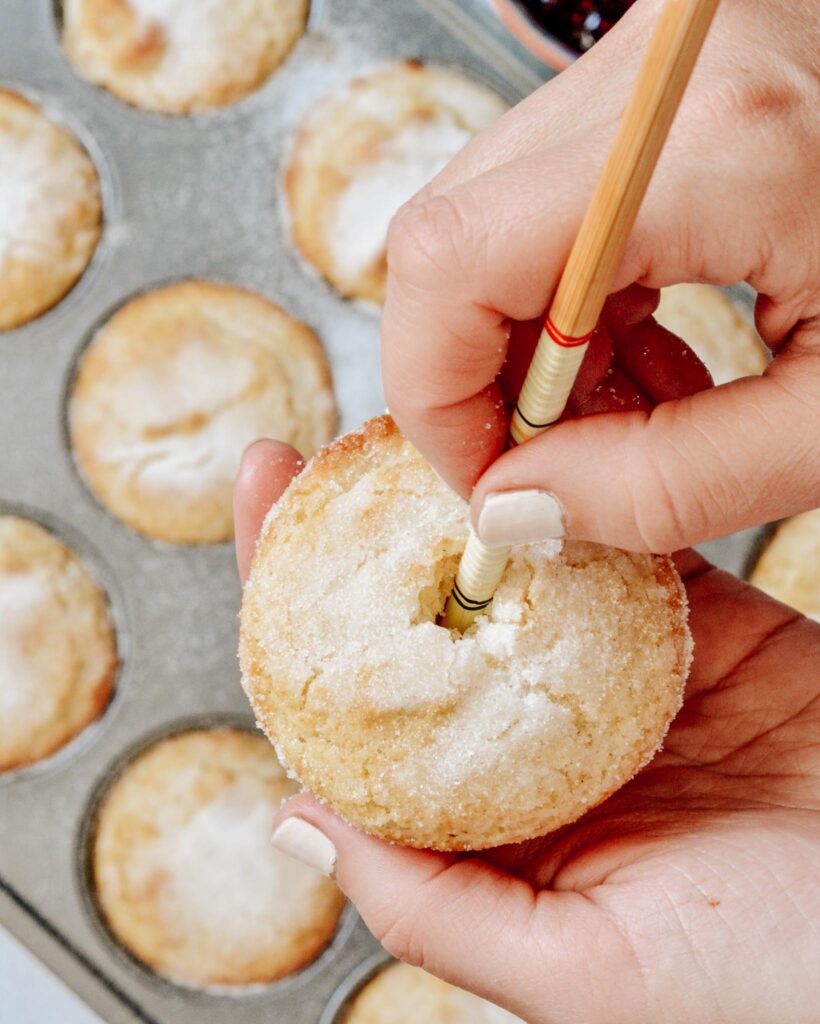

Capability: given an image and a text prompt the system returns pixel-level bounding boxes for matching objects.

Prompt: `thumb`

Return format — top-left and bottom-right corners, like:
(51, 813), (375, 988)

(472, 337), (820, 553)
(270, 795), (609, 1024)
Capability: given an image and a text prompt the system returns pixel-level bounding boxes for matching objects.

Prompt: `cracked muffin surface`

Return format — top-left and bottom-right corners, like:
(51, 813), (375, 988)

(92, 727), (345, 987)
(240, 416), (691, 850)
(62, 0), (309, 114)
(0, 515), (116, 771)
(69, 280), (336, 544)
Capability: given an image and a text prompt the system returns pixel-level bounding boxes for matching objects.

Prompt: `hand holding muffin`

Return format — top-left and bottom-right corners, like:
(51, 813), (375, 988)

(235, 440), (820, 1024)
(235, 1), (819, 1019)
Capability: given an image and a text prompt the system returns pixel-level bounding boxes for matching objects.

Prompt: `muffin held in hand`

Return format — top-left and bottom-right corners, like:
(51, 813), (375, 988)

(240, 416), (691, 851)
(286, 61), (508, 305)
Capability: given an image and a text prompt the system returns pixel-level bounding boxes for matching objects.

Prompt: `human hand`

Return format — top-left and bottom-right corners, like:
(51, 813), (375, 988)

(235, 441), (820, 1024)
(381, 0), (820, 552)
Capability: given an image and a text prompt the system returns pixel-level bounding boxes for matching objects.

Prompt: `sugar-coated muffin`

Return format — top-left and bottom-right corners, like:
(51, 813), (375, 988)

(0, 90), (101, 331)
(92, 727), (346, 988)
(241, 416), (691, 851)
(655, 283), (768, 386)
(62, 0), (309, 114)
(69, 280), (337, 544)
(0, 516), (116, 772)
(751, 509), (820, 622)
(286, 61), (508, 304)
(342, 962), (525, 1023)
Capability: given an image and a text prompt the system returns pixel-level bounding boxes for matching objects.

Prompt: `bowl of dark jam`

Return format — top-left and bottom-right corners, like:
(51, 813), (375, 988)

(491, 0), (636, 69)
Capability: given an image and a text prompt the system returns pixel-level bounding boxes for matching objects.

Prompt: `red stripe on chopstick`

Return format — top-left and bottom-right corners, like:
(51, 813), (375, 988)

(544, 316), (593, 348)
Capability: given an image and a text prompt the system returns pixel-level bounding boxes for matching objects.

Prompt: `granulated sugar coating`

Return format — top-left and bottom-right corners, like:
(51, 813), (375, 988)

(69, 280), (336, 544)
(62, 0), (308, 114)
(240, 416), (692, 851)
(92, 728), (345, 988)
(285, 61), (507, 305)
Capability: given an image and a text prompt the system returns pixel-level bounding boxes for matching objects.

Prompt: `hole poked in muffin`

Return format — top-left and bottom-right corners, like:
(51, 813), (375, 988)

(412, 545), (461, 628)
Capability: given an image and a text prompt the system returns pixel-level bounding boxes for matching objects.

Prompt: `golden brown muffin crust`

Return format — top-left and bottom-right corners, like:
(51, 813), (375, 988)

(92, 727), (345, 987)
(655, 284), (768, 385)
(342, 962), (525, 1023)
(751, 509), (820, 621)
(0, 90), (101, 331)
(0, 516), (116, 772)
(62, 0), (309, 114)
(241, 416), (691, 850)
(69, 280), (337, 544)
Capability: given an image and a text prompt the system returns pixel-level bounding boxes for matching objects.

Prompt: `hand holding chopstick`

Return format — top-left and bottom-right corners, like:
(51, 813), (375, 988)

(442, 0), (722, 631)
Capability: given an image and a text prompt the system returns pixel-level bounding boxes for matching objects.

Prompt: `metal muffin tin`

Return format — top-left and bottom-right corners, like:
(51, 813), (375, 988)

(0, 1), (764, 1022)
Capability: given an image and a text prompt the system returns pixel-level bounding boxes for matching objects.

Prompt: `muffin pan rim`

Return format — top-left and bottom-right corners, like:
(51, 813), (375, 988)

(318, 950), (394, 1024)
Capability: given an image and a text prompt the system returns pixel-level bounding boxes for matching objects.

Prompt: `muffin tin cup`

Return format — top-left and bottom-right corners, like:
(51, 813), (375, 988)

(0, 77), (118, 334)
(0, 1), (766, 1022)
(76, 715), (359, 1004)
(0, 501), (129, 784)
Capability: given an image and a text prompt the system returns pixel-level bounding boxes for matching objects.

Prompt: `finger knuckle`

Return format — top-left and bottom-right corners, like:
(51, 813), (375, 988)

(632, 402), (762, 551)
(683, 65), (806, 147)
(371, 900), (429, 969)
(628, 408), (708, 551)
(387, 193), (468, 289)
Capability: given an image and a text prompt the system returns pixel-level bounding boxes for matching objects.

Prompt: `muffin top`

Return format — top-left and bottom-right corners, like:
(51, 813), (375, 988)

(0, 515), (116, 772)
(69, 280), (336, 543)
(62, 0), (309, 113)
(286, 62), (508, 304)
(92, 727), (345, 987)
(241, 417), (691, 850)
(0, 90), (101, 331)
(342, 962), (524, 1023)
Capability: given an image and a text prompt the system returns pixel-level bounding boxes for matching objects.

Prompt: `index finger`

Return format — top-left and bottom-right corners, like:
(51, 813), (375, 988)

(382, 151), (595, 497)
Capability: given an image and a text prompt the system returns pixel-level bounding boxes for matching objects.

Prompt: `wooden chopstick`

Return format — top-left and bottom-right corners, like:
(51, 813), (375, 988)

(443, 0), (721, 632)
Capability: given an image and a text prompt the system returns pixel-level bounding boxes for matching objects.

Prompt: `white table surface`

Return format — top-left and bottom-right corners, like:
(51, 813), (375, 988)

(0, 926), (106, 1024)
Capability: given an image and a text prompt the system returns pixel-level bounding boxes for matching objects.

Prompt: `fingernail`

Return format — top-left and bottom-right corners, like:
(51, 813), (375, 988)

(271, 817), (337, 877)
(476, 489), (566, 547)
